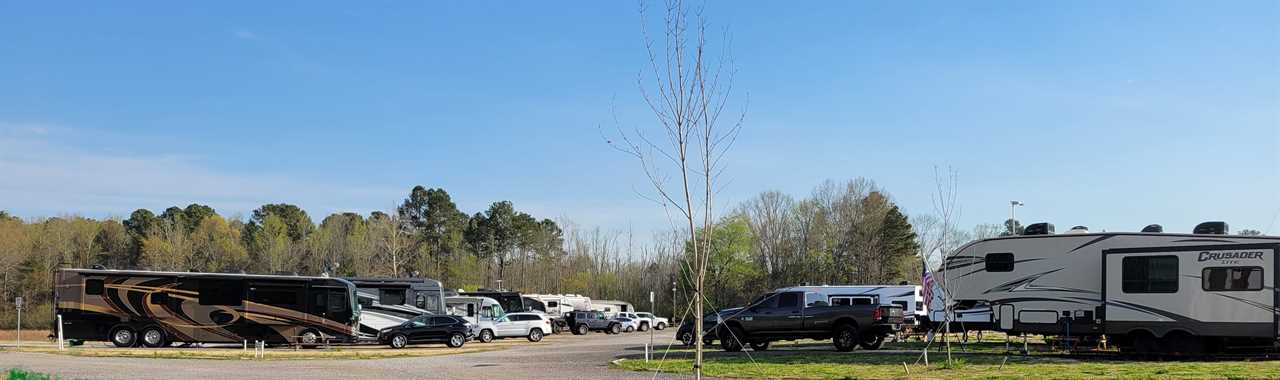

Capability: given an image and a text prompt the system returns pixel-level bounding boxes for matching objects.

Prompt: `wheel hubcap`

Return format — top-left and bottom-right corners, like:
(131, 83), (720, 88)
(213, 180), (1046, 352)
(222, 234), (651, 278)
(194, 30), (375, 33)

(303, 332), (318, 344)
(394, 336), (406, 347)
(144, 330), (161, 345)
(452, 335), (463, 345)
(115, 330), (132, 344)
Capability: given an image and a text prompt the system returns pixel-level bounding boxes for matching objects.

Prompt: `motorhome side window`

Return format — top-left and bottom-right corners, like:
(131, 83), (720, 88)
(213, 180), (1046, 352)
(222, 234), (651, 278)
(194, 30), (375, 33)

(379, 289), (406, 305)
(985, 253), (1014, 272)
(1122, 256), (1179, 293)
(1202, 267), (1263, 291)
(198, 279), (245, 306)
(84, 279), (104, 295)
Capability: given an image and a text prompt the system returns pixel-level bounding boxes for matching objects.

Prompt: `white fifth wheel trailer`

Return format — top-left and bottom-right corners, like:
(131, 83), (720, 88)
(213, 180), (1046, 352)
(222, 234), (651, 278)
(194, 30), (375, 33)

(936, 221), (1280, 353)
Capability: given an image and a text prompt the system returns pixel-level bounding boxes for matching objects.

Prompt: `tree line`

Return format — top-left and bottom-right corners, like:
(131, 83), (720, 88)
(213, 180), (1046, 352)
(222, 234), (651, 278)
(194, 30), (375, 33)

(1, 178), (1077, 329)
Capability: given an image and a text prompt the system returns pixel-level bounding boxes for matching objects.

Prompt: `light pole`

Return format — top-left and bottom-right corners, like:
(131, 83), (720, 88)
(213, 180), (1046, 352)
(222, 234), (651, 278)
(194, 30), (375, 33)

(1009, 201), (1024, 235)
(671, 281), (677, 320)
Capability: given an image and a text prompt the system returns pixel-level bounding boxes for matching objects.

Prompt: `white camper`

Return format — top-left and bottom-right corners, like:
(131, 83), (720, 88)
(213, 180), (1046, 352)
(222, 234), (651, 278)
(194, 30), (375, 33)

(591, 300), (635, 317)
(445, 296), (504, 343)
(936, 221), (1280, 353)
(783, 285), (926, 326)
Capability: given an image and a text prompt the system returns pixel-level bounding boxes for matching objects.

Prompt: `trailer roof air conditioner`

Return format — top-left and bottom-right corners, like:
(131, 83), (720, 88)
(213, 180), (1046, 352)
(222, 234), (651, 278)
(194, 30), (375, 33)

(1024, 222), (1054, 235)
(1193, 221), (1229, 235)
(1141, 224), (1163, 233)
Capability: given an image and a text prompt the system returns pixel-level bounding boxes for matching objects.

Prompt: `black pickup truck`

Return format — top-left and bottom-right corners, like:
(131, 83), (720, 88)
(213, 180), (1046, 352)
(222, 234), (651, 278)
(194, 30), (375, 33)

(716, 289), (905, 352)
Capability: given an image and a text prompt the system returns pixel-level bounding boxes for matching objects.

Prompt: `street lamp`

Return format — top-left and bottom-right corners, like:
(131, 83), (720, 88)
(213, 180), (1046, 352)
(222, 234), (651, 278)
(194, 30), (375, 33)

(1010, 201), (1024, 235)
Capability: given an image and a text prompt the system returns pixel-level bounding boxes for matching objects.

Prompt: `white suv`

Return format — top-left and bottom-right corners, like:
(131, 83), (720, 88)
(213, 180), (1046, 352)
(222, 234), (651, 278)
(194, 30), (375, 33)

(492, 312), (553, 342)
(635, 312), (669, 330)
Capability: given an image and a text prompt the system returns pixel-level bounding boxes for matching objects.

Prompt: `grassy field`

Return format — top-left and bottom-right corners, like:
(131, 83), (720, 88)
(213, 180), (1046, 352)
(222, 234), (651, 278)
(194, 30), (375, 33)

(618, 334), (1280, 379)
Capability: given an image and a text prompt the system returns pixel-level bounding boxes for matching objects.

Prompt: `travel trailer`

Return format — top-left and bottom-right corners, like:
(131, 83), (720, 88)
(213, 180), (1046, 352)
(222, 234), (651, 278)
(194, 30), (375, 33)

(591, 300), (635, 317)
(781, 285), (926, 326)
(345, 277), (445, 337)
(55, 268), (360, 347)
(525, 293), (593, 331)
(445, 296), (503, 342)
(936, 221), (1280, 353)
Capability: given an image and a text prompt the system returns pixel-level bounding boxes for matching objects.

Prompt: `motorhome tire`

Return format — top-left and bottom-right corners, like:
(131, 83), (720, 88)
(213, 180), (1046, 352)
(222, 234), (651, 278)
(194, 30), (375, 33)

(528, 328), (544, 342)
(719, 326), (745, 352)
(479, 329), (494, 343)
(609, 324), (621, 334)
(140, 326), (168, 348)
(832, 323), (859, 352)
(110, 326), (137, 348)
(750, 342), (770, 351)
(447, 332), (466, 348)
(575, 324), (589, 335)
(859, 333), (885, 350)
(389, 334), (408, 349)
(299, 329), (321, 348)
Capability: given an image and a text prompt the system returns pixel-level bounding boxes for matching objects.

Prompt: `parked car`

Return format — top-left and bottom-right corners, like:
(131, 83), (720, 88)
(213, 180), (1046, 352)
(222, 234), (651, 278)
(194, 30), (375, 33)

(716, 289), (904, 352)
(635, 312), (669, 330)
(615, 317), (639, 333)
(565, 310), (622, 335)
(492, 312), (554, 342)
(677, 308), (739, 346)
(379, 315), (472, 349)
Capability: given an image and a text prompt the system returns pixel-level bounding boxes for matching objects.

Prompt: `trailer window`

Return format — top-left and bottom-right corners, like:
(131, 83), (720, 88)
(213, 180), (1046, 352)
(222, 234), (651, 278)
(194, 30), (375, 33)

(1122, 256), (1179, 293)
(85, 279), (104, 295)
(985, 253), (1015, 272)
(199, 279), (245, 306)
(1202, 267), (1263, 291)
(830, 296), (875, 306)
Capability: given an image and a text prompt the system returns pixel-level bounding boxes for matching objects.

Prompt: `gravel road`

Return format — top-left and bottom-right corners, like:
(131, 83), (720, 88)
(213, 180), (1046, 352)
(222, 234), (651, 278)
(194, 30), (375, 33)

(1, 330), (702, 380)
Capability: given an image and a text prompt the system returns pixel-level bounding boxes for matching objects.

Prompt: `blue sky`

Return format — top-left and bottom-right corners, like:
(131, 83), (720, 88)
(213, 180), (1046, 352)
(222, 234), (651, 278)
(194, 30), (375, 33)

(1, 1), (1277, 236)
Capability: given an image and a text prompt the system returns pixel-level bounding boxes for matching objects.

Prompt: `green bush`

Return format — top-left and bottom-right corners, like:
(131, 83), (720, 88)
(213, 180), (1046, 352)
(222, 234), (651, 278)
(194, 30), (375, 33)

(6, 368), (54, 380)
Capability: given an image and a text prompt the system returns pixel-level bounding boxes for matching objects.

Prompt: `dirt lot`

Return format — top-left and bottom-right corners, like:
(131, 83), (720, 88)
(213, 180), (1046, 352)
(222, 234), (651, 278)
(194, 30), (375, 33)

(1, 329), (696, 379)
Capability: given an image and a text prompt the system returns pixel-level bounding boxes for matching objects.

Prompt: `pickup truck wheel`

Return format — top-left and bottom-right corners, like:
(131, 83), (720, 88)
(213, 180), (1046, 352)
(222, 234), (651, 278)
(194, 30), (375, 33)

(656, 322), (666, 330)
(680, 331), (695, 346)
(750, 342), (770, 351)
(719, 326), (745, 352)
(858, 333), (885, 350)
(833, 324), (859, 352)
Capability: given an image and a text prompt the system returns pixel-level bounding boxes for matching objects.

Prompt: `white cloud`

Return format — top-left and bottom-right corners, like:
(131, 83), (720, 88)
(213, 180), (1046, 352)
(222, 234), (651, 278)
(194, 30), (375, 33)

(0, 126), (401, 220)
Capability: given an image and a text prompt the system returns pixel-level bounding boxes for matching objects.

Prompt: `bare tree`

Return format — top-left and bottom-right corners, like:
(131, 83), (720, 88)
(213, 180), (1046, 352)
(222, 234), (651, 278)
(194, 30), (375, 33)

(930, 165), (960, 364)
(607, 0), (744, 376)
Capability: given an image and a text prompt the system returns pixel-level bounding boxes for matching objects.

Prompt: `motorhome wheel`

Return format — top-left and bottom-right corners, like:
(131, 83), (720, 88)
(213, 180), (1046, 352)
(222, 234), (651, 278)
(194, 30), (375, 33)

(110, 326), (137, 348)
(140, 326), (168, 348)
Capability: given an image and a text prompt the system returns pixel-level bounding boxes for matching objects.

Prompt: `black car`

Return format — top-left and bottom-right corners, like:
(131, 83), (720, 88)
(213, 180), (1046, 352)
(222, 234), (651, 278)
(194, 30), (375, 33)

(379, 315), (473, 349)
(677, 308), (740, 346)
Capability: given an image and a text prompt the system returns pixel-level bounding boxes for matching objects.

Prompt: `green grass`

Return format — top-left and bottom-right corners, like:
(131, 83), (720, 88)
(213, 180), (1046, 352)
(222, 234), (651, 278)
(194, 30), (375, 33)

(5, 369), (54, 380)
(615, 353), (1280, 379)
(622, 336), (1280, 380)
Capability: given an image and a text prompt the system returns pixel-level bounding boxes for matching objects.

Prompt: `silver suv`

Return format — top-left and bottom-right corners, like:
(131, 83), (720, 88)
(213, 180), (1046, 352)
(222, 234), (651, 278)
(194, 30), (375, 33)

(566, 310), (621, 335)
